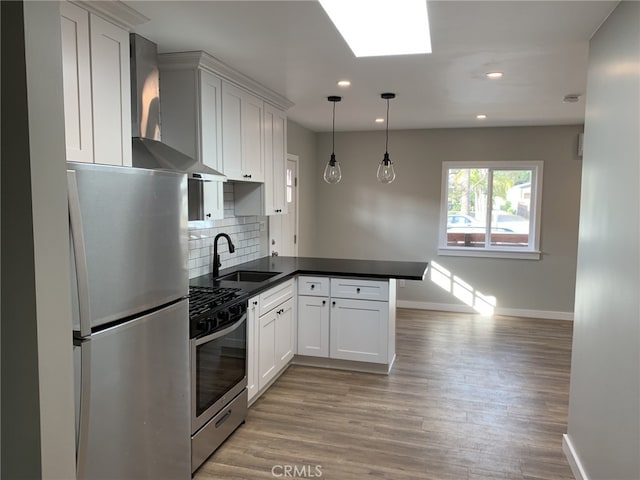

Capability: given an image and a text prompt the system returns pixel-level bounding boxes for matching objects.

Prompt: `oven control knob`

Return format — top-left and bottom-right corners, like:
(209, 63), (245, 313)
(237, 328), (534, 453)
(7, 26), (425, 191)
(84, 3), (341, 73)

(218, 310), (230, 323)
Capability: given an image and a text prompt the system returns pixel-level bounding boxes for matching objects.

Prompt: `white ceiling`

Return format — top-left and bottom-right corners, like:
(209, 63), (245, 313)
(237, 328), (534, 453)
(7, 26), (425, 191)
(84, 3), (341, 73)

(125, 0), (617, 132)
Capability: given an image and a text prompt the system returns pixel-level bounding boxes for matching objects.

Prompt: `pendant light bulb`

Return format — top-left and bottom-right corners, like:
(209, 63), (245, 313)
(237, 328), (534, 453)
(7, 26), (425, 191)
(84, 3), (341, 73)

(377, 93), (396, 184)
(324, 153), (342, 184)
(377, 153), (396, 184)
(324, 96), (342, 184)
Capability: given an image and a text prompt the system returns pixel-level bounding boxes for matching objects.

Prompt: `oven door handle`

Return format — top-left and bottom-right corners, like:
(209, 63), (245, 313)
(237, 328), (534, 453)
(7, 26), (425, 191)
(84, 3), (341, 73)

(194, 313), (247, 346)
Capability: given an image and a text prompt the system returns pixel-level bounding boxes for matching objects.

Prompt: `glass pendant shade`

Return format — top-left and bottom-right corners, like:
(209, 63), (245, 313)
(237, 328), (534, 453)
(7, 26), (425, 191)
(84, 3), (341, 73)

(324, 96), (342, 184)
(378, 93), (397, 184)
(324, 154), (342, 184)
(377, 153), (396, 184)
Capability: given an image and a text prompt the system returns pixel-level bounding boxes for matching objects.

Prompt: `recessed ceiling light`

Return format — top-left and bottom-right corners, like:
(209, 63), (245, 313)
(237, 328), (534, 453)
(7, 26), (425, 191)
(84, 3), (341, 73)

(375, 117), (385, 123)
(337, 80), (351, 87)
(319, 0), (432, 57)
(486, 72), (503, 79)
(476, 114), (487, 119)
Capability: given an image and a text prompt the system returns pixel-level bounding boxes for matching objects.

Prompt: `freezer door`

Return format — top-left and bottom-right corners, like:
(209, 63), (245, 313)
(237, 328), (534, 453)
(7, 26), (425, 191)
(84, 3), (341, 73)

(67, 162), (188, 331)
(75, 299), (190, 480)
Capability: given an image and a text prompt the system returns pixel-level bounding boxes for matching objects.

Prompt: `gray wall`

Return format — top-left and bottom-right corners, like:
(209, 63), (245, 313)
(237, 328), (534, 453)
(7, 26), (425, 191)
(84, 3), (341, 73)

(312, 126), (583, 315)
(566, 2), (640, 479)
(1, 1), (76, 478)
(287, 119), (318, 256)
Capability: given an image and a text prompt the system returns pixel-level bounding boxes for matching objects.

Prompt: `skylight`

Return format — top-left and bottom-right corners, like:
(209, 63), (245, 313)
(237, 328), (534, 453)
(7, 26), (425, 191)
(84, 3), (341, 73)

(319, 0), (432, 57)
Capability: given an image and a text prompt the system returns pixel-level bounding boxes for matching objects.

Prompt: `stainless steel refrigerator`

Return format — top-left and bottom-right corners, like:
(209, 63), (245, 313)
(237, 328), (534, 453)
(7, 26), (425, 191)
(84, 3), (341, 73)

(68, 162), (191, 479)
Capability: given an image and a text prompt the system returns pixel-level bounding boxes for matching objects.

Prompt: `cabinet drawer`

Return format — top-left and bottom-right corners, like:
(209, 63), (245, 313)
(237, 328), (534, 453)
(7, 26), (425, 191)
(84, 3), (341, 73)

(330, 278), (389, 301)
(298, 276), (330, 297)
(259, 279), (294, 316)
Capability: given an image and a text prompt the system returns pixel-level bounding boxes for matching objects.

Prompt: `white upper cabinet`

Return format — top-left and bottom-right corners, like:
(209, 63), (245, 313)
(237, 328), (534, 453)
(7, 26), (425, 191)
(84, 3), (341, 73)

(158, 61), (224, 221)
(263, 104), (288, 215)
(220, 82), (243, 180)
(60, 2), (93, 163)
(89, 14), (131, 166)
(60, 2), (132, 166)
(199, 71), (223, 173)
(156, 50), (292, 216)
(198, 71), (224, 220)
(221, 81), (264, 182)
(233, 103), (288, 217)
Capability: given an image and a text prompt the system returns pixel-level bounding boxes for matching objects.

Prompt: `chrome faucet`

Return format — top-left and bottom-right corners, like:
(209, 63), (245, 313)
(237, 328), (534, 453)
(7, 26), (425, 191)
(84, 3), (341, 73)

(212, 233), (235, 278)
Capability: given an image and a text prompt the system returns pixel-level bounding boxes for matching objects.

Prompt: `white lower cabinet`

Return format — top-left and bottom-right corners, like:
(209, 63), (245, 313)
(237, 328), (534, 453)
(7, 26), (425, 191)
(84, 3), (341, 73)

(274, 298), (295, 368)
(258, 308), (277, 390)
(296, 276), (395, 368)
(250, 281), (295, 403)
(297, 296), (330, 357)
(247, 296), (259, 403)
(259, 297), (294, 390)
(329, 298), (388, 363)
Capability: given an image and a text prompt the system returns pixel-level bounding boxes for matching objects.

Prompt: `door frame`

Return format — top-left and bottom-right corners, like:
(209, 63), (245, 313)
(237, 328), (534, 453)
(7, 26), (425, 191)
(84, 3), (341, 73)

(287, 153), (300, 256)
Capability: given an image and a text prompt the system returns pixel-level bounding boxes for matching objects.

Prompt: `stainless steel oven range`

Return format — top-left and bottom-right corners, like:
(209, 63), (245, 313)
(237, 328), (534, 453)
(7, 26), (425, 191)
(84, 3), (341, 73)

(189, 285), (248, 473)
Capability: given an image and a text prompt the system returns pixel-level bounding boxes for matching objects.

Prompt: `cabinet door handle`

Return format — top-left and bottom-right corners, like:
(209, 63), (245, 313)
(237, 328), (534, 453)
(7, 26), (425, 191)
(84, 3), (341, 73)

(322, 300), (326, 305)
(206, 213), (211, 218)
(253, 301), (258, 306)
(356, 287), (361, 293)
(332, 301), (336, 306)
(310, 284), (315, 290)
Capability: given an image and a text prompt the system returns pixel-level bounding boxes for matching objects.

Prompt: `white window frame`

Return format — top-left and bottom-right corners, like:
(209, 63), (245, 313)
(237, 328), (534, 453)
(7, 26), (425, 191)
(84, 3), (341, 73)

(438, 161), (543, 260)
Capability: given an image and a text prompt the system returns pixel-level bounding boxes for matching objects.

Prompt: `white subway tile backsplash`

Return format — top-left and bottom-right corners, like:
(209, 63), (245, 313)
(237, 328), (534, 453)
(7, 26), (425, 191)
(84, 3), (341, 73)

(187, 182), (266, 279)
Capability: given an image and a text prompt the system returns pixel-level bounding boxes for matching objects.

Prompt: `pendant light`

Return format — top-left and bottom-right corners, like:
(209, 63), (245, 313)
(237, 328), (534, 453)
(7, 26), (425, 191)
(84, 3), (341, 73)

(377, 93), (396, 184)
(324, 96), (342, 184)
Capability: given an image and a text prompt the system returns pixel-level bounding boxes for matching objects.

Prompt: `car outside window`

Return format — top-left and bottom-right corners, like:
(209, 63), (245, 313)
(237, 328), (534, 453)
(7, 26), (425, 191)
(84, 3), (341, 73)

(439, 161), (543, 259)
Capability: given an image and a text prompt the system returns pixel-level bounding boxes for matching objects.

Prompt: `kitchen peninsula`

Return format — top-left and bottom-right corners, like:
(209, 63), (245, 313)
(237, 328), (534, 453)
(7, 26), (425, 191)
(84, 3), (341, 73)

(191, 256), (428, 404)
(190, 256), (428, 291)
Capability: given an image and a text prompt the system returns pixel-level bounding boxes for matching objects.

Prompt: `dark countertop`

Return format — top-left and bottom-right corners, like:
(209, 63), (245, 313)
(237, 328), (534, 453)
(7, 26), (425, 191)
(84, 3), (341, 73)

(190, 256), (428, 297)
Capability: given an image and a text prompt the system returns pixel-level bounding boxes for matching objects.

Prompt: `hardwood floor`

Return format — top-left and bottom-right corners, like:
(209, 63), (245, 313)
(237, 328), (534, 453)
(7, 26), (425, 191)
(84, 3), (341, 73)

(195, 309), (574, 480)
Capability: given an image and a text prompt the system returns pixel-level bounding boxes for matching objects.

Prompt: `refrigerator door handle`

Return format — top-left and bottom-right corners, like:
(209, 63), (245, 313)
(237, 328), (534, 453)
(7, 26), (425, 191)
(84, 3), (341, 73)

(68, 170), (92, 337)
(74, 338), (92, 479)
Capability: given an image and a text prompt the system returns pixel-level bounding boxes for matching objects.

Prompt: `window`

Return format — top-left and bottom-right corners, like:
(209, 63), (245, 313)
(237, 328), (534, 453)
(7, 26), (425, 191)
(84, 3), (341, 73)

(439, 161), (543, 259)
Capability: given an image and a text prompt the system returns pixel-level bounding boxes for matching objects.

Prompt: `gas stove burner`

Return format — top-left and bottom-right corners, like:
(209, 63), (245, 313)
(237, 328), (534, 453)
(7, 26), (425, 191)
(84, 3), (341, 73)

(188, 286), (243, 319)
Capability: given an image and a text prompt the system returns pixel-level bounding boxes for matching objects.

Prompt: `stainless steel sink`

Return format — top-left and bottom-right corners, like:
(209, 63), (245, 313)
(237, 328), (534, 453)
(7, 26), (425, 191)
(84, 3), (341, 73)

(217, 271), (281, 282)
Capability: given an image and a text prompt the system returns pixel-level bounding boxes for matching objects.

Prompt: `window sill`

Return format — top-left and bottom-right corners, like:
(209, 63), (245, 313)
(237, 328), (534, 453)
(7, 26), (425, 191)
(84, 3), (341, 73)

(437, 247), (541, 260)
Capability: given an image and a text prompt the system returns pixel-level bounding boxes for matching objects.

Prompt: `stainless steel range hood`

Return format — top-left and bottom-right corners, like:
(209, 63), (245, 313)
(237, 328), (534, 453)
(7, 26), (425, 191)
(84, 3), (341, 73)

(130, 34), (225, 182)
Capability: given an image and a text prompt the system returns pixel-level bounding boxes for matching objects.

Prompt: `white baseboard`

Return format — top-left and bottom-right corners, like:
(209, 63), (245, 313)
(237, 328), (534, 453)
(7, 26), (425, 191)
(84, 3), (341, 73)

(563, 434), (589, 480)
(397, 300), (574, 321)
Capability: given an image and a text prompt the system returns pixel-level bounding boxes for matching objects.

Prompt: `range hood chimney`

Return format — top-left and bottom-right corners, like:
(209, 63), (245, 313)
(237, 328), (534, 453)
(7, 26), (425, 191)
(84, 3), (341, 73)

(129, 34), (225, 181)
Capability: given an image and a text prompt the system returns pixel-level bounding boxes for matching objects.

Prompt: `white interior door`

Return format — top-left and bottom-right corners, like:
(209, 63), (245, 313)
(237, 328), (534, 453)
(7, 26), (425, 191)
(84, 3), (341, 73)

(269, 155), (298, 256)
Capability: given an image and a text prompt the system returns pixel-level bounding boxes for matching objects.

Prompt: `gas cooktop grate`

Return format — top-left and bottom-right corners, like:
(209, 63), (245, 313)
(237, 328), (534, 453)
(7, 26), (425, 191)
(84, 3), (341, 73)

(188, 286), (243, 318)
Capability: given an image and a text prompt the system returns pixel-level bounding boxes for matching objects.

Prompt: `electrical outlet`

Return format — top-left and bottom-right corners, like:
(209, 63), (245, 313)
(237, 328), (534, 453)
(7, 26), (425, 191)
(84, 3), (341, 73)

(399, 279), (406, 288)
